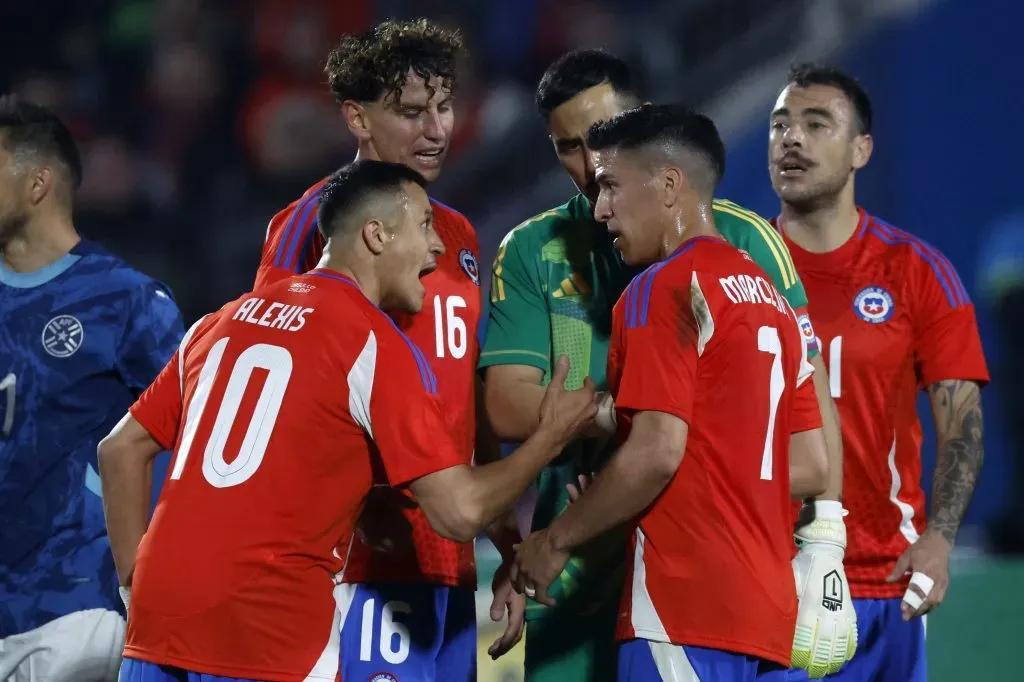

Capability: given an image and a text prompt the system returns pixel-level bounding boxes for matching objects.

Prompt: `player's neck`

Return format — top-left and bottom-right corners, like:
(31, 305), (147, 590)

(318, 251), (382, 307)
(1, 215), (80, 274)
(779, 188), (860, 255)
(660, 203), (720, 258)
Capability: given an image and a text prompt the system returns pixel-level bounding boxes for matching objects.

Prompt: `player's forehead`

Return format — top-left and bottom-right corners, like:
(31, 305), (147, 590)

(772, 83), (852, 121)
(593, 147), (636, 180)
(389, 70), (452, 108)
(402, 181), (431, 216)
(549, 82), (628, 142)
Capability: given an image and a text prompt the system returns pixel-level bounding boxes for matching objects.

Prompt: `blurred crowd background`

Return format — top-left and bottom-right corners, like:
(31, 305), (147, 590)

(4, 0), (1023, 679)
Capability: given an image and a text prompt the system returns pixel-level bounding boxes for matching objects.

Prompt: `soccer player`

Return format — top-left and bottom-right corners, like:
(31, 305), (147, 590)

(100, 160), (598, 682)
(479, 50), (854, 681)
(512, 104), (827, 682)
(0, 98), (183, 681)
(769, 65), (989, 682)
(253, 21), (504, 680)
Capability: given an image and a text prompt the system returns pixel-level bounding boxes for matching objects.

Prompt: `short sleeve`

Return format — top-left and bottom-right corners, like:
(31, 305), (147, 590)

(613, 266), (697, 424)
(117, 280), (185, 394)
(479, 229), (551, 373)
(790, 376), (822, 433)
(129, 352), (184, 450)
(360, 327), (464, 486)
(911, 252), (990, 388)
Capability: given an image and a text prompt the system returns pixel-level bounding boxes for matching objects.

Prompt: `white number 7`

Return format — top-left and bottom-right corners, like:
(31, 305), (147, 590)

(1, 373), (15, 437)
(757, 327), (785, 481)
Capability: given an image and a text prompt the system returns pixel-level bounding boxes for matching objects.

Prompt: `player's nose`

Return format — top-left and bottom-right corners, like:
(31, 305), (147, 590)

(427, 227), (445, 256)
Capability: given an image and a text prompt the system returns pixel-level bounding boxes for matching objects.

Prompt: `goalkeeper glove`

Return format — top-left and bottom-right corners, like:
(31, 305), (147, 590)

(791, 501), (858, 679)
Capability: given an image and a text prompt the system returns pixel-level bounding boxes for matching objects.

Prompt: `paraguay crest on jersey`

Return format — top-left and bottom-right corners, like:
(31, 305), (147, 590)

(41, 314), (84, 357)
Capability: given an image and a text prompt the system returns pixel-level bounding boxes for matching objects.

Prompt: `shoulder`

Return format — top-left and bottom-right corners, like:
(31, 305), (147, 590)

(74, 243), (177, 307)
(497, 199), (576, 252)
(430, 197), (472, 228)
(712, 198), (777, 236)
(861, 213), (971, 307)
(265, 178), (329, 236)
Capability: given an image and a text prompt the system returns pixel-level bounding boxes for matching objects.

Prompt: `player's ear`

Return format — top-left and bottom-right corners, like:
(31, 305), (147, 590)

(362, 219), (388, 255)
(341, 100), (372, 143)
(662, 166), (685, 208)
(29, 166), (53, 206)
(852, 133), (873, 171)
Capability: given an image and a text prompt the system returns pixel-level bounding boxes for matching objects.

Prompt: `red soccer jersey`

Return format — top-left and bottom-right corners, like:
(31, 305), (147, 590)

(776, 209), (990, 598)
(256, 180), (482, 587)
(124, 270), (462, 682)
(607, 236), (819, 667)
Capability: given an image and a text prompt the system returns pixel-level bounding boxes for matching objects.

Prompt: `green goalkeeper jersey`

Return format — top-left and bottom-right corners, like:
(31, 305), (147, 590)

(479, 193), (809, 621)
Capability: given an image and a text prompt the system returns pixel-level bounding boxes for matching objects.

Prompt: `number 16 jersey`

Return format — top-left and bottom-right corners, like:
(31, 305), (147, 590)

(256, 181), (482, 588)
(124, 270), (463, 682)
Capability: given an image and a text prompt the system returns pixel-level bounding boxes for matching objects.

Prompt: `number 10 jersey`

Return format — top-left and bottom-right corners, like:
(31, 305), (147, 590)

(256, 181), (482, 589)
(124, 270), (463, 682)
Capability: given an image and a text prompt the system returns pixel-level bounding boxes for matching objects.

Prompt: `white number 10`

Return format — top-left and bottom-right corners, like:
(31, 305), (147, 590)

(169, 339), (292, 488)
(757, 326), (785, 481)
(433, 295), (467, 359)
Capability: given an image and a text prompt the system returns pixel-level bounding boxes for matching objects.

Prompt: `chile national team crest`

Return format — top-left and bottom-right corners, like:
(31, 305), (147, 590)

(853, 286), (895, 324)
(458, 248), (480, 285)
(41, 314), (84, 358)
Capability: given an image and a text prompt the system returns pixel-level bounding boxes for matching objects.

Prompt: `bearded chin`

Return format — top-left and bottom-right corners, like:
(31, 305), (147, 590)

(783, 172), (848, 211)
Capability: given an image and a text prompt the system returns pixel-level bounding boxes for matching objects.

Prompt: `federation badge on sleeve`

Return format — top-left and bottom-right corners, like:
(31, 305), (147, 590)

(458, 248), (480, 285)
(797, 313), (819, 354)
(853, 286), (895, 324)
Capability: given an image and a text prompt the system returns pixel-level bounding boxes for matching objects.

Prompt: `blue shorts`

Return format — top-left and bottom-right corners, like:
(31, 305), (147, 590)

(120, 658), (264, 682)
(339, 583), (476, 682)
(618, 639), (787, 682)
(786, 598), (926, 682)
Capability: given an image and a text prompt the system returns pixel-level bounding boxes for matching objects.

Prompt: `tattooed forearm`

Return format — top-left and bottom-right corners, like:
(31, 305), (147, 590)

(926, 379), (984, 545)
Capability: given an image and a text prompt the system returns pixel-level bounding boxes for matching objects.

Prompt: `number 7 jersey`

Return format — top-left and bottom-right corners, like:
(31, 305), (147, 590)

(606, 236), (822, 667)
(255, 180), (483, 588)
(124, 271), (464, 681)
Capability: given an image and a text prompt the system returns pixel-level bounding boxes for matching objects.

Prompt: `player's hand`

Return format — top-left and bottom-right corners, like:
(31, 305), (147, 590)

(537, 356), (598, 445)
(887, 527), (952, 620)
(488, 558), (526, 659)
(791, 506), (858, 678)
(582, 391), (616, 437)
(565, 474), (591, 503)
(356, 486), (416, 553)
(510, 528), (570, 607)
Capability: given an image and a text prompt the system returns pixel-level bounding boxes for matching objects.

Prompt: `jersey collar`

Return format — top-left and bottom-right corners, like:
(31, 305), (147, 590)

(0, 248), (82, 289)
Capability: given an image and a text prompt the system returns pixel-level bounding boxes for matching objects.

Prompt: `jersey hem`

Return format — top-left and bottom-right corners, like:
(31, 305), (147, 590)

(122, 648), (335, 682)
(622, 629), (791, 668)
(341, 575), (478, 590)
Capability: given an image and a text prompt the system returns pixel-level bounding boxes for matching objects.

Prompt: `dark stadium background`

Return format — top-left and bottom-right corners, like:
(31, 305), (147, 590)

(3, 0), (1021, 679)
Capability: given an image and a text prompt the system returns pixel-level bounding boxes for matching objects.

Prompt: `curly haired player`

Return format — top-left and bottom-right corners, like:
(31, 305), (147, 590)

(253, 19), (512, 682)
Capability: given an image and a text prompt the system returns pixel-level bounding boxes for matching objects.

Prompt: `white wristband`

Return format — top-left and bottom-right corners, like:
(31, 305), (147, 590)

(813, 500), (846, 521)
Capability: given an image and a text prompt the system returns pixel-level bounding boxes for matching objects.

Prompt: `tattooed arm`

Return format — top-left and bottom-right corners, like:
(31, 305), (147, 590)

(926, 379), (985, 545)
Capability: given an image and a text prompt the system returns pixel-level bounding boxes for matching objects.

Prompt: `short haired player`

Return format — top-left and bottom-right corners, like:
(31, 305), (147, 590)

(252, 20), (513, 680)
(0, 97), (183, 682)
(481, 49), (854, 680)
(100, 159), (598, 682)
(512, 104), (830, 682)
(769, 65), (989, 682)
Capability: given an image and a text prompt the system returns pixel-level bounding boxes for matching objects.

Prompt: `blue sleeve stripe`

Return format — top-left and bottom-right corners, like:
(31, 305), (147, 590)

(625, 273), (643, 329)
(313, 268), (439, 395)
(379, 315), (438, 395)
(638, 261), (669, 327)
(627, 239), (703, 328)
(274, 191), (322, 271)
(867, 221), (970, 307)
